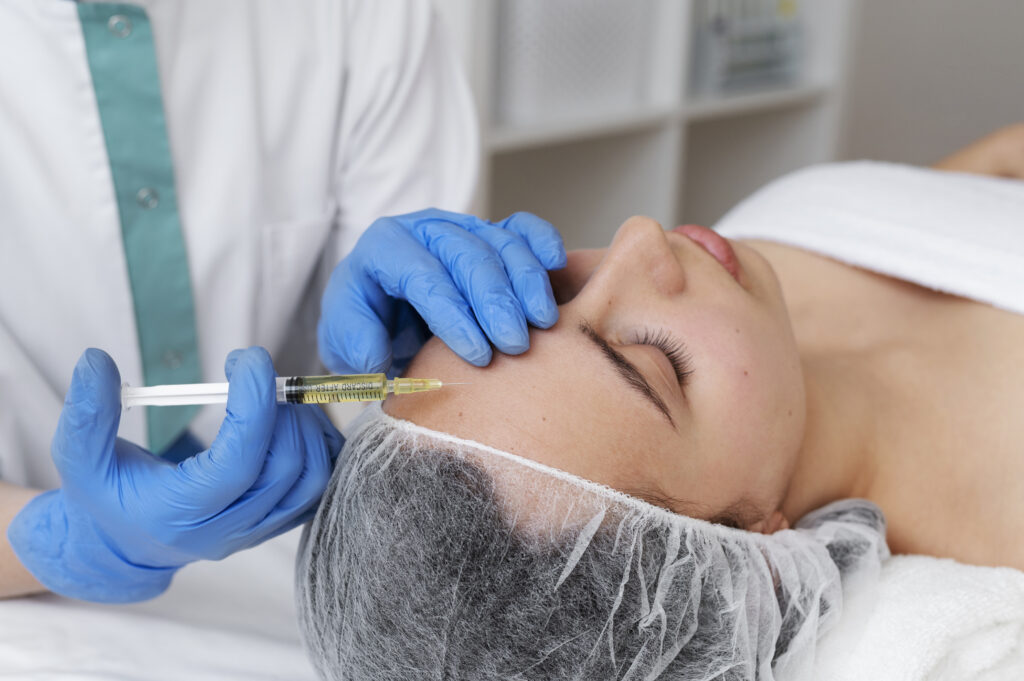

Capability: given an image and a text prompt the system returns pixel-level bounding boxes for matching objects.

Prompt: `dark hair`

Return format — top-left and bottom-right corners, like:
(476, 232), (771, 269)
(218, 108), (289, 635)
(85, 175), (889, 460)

(298, 448), (766, 680)
(296, 420), (886, 681)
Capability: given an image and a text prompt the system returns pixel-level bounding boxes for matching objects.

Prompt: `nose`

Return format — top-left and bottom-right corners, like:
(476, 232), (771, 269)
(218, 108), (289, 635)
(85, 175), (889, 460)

(570, 216), (685, 313)
(605, 215), (685, 292)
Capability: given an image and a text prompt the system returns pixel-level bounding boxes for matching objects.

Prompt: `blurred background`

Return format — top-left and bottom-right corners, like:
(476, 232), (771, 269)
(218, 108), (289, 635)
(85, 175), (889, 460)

(432, 0), (1024, 249)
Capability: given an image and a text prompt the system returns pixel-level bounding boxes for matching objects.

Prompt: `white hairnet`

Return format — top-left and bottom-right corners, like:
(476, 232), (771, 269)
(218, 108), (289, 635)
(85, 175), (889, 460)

(296, 404), (888, 680)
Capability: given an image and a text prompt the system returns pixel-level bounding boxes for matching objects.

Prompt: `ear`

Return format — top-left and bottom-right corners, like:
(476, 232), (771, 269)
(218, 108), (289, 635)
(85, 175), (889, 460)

(748, 510), (791, 534)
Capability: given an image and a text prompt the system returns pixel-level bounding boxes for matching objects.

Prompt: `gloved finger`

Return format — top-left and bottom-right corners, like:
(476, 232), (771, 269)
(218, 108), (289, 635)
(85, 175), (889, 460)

(212, 407), (335, 553)
(51, 348), (123, 485)
(389, 302), (432, 376)
(492, 212), (567, 270)
(363, 222), (493, 366)
(472, 223), (559, 328)
(223, 348), (245, 379)
(412, 218), (529, 355)
(207, 404), (313, 544)
(246, 405), (335, 538)
(318, 259), (393, 374)
(246, 503), (319, 548)
(398, 207), (562, 267)
(177, 347), (277, 512)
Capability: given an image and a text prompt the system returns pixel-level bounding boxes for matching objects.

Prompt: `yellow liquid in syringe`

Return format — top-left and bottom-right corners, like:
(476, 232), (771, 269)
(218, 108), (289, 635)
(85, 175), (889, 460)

(277, 374), (443, 404)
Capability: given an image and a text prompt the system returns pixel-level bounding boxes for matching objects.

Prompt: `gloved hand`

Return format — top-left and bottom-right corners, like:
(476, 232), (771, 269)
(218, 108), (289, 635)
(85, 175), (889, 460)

(318, 209), (567, 375)
(7, 347), (342, 603)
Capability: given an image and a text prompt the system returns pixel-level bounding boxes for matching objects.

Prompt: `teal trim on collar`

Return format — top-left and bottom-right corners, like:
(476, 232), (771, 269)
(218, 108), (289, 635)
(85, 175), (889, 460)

(78, 3), (201, 453)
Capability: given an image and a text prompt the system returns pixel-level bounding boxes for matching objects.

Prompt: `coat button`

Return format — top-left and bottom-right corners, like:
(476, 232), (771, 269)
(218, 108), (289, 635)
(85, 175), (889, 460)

(107, 14), (133, 38)
(136, 187), (160, 210)
(162, 350), (183, 370)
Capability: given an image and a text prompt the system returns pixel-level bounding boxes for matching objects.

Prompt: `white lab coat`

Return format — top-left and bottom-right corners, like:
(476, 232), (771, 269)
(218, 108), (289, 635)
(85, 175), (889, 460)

(0, 0), (479, 489)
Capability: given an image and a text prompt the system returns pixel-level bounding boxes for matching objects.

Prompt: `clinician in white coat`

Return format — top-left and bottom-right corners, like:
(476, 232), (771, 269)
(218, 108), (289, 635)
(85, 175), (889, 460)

(0, 0), (561, 602)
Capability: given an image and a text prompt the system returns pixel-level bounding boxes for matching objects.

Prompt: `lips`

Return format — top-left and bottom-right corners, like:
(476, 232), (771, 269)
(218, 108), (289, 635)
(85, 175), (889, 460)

(671, 224), (741, 283)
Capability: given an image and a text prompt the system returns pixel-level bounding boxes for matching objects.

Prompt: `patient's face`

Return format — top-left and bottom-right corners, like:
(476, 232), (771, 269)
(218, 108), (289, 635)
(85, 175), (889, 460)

(386, 216), (805, 529)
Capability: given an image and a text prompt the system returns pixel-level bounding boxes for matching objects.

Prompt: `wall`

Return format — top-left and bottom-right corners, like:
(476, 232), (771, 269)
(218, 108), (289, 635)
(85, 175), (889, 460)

(842, 0), (1024, 165)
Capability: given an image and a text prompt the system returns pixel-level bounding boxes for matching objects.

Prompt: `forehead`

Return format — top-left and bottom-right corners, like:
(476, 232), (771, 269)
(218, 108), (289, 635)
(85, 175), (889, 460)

(385, 326), (674, 492)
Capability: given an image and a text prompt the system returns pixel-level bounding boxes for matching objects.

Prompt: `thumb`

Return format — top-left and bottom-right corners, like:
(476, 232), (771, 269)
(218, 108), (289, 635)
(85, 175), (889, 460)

(51, 348), (123, 483)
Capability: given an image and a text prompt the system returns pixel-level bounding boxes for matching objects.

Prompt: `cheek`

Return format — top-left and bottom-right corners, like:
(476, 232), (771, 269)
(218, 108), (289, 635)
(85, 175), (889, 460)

(693, 304), (806, 486)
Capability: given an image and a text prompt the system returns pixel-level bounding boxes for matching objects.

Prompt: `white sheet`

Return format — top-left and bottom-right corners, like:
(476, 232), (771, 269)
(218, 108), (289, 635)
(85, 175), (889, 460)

(0, 527), (316, 680)
(815, 556), (1024, 681)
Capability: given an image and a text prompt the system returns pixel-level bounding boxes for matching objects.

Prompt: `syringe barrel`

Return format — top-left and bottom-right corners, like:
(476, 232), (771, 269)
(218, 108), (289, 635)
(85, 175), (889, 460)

(276, 374), (388, 404)
(122, 373), (440, 409)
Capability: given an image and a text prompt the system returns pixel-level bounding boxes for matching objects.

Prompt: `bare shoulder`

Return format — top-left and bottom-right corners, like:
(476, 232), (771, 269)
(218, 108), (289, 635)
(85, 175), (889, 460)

(744, 239), (1024, 569)
(933, 122), (1024, 179)
(738, 239), (952, 353)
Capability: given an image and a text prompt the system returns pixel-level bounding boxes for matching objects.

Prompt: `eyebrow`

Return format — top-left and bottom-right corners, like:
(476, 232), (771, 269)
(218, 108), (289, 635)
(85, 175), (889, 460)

(577, 320), (676, 429)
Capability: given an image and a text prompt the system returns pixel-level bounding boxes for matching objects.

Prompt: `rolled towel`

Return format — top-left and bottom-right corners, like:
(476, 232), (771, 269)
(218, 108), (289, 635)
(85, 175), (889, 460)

(814, 555), (1024, 681)
(715, 161), (1024, 317)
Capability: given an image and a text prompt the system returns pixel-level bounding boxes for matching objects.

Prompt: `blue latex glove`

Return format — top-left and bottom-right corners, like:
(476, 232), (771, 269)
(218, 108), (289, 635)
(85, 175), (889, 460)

(318, 209), (567, 374)
(7, 347), (342, 603)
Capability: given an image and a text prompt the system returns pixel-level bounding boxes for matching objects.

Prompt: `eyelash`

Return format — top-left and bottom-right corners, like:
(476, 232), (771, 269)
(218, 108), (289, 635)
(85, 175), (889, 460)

(636, 329), (695, 387)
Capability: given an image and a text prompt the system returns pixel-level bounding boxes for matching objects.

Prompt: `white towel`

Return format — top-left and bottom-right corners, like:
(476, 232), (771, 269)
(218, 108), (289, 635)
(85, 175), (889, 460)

(715, 161), (1024, 317)
(815, 555), (1024, 681)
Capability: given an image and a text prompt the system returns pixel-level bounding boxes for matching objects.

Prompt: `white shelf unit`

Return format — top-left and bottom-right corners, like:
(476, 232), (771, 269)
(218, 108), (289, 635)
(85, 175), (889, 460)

(434, 0), (854, 249)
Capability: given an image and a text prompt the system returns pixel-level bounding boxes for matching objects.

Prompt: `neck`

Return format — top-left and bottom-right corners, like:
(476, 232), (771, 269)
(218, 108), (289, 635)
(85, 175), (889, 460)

(781, 351), (880, 522)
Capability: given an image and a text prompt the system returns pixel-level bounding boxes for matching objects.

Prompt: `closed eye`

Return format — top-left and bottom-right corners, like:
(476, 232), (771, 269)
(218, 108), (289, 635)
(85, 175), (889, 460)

(578, 320), (676, 428)
(635, 328), (694, 388)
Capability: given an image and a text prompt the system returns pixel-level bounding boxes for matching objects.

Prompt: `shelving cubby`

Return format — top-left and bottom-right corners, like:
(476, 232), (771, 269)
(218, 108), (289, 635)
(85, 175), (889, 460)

(434, 0), (853, 248)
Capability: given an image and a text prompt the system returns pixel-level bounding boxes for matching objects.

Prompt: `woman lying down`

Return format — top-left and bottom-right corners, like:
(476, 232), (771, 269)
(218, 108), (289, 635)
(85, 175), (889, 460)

(296, 124), (1024, 680)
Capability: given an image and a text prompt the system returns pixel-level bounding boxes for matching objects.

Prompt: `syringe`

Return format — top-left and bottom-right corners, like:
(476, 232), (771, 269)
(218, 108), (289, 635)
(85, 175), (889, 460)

(121, 373), (449, 409)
